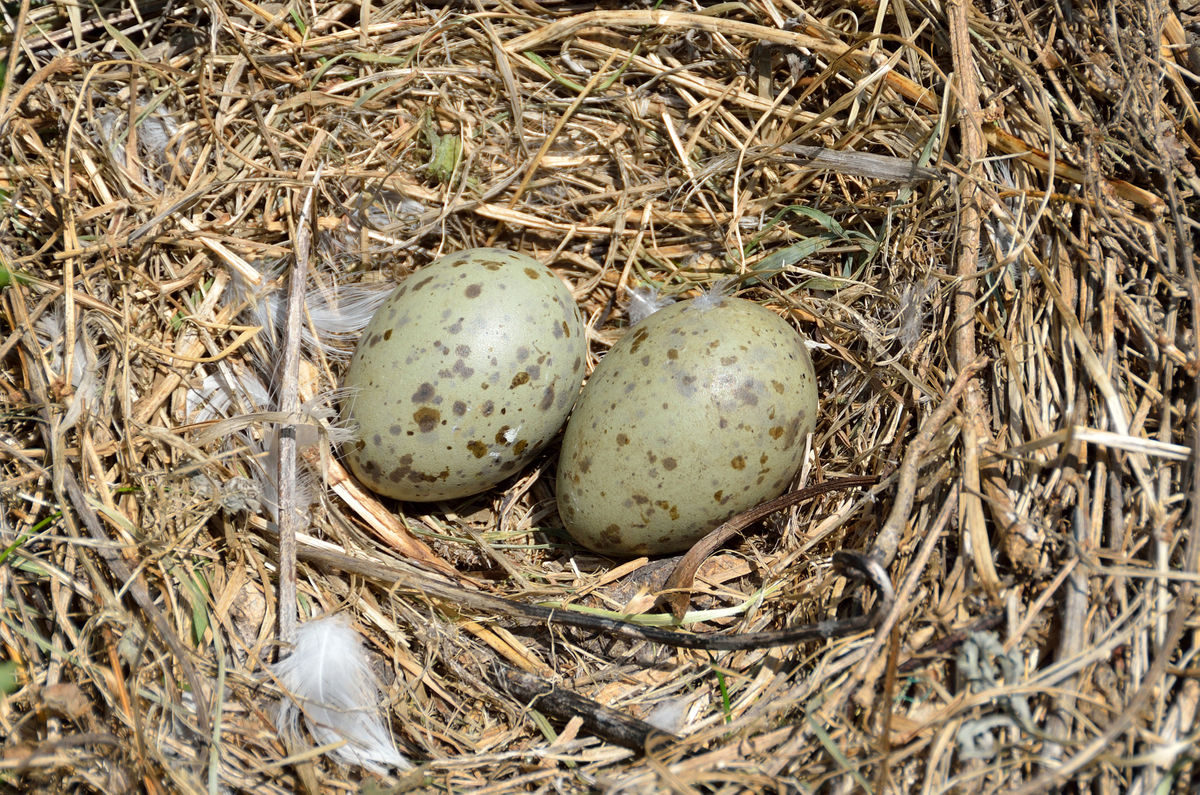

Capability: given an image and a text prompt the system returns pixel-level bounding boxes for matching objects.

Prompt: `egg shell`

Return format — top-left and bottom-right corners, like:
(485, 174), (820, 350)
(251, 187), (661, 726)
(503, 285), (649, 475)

(343, 248), (586, 501)
(556, 295), (817, 555)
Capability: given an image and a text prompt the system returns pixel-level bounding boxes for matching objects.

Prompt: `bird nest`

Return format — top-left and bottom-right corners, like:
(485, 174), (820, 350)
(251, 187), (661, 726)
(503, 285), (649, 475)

(1, 1), (1197, 792)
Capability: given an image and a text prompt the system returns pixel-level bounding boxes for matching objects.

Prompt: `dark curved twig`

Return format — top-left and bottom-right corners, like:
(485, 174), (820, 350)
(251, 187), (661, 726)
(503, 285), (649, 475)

(294, 542), (894, 652)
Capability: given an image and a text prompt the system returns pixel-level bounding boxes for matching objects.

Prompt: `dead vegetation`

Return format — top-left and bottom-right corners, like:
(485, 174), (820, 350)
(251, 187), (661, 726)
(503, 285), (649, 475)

(0, 0), (1197, 792)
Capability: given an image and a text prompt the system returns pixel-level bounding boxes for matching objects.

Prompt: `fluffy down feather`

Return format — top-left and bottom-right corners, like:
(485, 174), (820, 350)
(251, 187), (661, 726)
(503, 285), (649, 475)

(623, 283), (673, 324)
(273, 615), (412, 773)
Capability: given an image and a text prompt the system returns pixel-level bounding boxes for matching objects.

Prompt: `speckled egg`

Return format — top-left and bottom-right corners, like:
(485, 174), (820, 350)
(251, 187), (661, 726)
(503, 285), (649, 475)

(556, 294), (817, 555)
(343, 248), (586, 501)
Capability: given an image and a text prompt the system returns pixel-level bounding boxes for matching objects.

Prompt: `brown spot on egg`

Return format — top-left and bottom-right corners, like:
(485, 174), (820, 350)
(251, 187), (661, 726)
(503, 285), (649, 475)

(465, 283), (482, 298)
(420, 468), (450, 483)
(577, 456), (592, 473)
(731, 455), (746, 470)
(654, 501), (679, 520)
(629, 327), (650, 354)
(412, 382), (436, 403)
(663, 457), (677, 470)
(667, 348), (678, 360)
(713, 490), (724, 502)
(601, 524), (622, 545)
(769, 425), (784, 439)
(510, 371), (530, 387)
(413, 407), (440, 432)
(721, 355), (737, 366)
(467, 440), (488, 458)
(616, 433), (630, 447)
(383, 328), (393, 341)
(452, 401), (467, 416)
(632, 493), (649, 505)
(481, 400), (495, 416)
(456, 344), (470, 357)
(354, 439), (366, 452)
(495, 426), (511, 444)
(411, 275), (434, 292)
(524, 267), (540, 279)
(561, 321), (571, 338)
(771, 380), (785, 394)
(513, 439), (529, 455)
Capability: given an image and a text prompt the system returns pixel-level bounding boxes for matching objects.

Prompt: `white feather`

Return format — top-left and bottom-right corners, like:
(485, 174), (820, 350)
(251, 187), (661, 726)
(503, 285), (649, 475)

(228, 262), (391, 364)
(645, 691), (704, 735)
(186, 366), (272, 422)
(294, 283), (393, 358)
(273, 615), (412, 773)
(624, 283), (673, 324)
(35, 307), (104, 431)
(94, 109), (188, 190)
(691, 277), (737, 310)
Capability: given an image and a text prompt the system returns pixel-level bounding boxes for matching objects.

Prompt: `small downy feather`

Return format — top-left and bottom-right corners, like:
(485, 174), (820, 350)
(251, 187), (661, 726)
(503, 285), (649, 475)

(227, 260), (392, 365)
(252, 389), (357, 520)
(35, 307), (104, 432)
(273, 615), (412, 773)
(623, 283), (674, 324)
(186, 365), (272, 422)
(691, 276), (737, 310)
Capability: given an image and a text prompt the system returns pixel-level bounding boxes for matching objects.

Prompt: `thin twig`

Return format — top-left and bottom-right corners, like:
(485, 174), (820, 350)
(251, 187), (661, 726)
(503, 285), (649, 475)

(657, 476), (880, 620)
(947, 0), (1002, 591)
(872, 356), (987, 567)
(276, 165), (322, 646)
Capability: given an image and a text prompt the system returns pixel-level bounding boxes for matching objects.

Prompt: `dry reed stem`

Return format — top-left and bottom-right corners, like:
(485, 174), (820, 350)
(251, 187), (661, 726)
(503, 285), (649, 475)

(947, 0), (1002, 593)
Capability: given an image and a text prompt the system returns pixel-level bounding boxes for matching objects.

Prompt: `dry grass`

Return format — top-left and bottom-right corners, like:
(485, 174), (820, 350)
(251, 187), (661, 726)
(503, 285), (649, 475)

(1, 0), (1197, 792)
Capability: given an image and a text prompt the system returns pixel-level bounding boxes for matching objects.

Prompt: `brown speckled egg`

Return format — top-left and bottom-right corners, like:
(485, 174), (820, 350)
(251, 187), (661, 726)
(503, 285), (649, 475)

(343, 248), (586, 501)
(556, 294), (817, 555)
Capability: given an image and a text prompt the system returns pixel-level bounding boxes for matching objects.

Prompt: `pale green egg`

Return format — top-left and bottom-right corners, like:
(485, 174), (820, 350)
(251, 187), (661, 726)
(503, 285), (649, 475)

(556, 295), (817, 555)
(344, 248), (586, 501)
